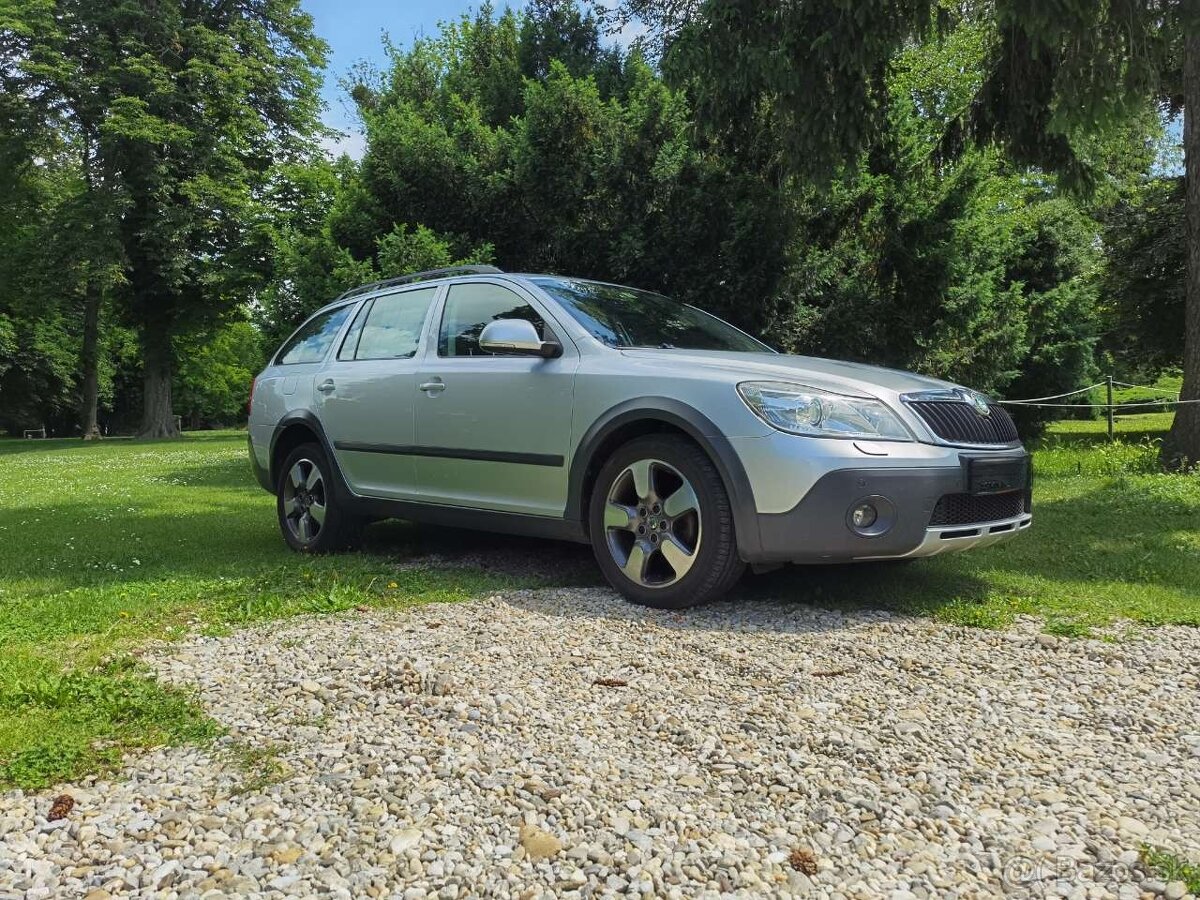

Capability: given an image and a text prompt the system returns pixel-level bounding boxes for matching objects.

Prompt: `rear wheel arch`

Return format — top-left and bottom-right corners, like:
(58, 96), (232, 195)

(269, 414), (350, 501)
(568, 399), (762, 557)
(275, 440), (363, 552)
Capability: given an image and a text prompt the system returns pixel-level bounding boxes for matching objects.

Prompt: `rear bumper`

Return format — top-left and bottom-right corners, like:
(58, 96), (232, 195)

(249, 433), (273, 492)
(746, 454), (1031, 564)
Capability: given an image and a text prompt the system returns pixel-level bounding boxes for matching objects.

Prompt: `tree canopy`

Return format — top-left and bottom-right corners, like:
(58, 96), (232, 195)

(1, 0), (327, 436)
(0, 0), (1190, 454)
(611, 0), (1198, 460)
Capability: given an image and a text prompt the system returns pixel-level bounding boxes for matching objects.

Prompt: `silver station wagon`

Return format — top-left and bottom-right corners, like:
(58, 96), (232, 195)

(248, 265), (1032, 608)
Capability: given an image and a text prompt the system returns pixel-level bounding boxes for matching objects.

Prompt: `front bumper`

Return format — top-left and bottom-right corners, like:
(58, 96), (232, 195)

(746, 452), (1031, 564)
(881, 511), (1032, 560)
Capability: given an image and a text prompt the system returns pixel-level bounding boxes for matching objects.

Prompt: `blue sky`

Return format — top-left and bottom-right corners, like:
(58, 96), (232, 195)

(301, 0), (639, 158)
(302, 0), (484, 157)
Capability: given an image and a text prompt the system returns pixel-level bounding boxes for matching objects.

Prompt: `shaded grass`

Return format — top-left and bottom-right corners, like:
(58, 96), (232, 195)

(1037, 411), (1175, 449)
(1111, 373), (1182, 409)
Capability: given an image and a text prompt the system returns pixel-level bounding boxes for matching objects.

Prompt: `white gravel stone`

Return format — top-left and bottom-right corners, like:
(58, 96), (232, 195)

(2, 588), (1199, 898)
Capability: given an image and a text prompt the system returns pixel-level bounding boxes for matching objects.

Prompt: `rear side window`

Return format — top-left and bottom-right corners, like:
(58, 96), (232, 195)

(438, 283), (547, 357)
(276, 305), (352, 365)
(339, 287), (437, 361)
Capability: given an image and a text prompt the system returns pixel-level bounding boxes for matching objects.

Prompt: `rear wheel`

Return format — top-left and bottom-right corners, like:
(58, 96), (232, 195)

(589, 435), (744, 608)
(276, 442), (361, 552)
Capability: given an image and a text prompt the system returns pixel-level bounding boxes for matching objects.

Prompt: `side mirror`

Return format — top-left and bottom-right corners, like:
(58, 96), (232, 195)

(478, 319), (562, 358)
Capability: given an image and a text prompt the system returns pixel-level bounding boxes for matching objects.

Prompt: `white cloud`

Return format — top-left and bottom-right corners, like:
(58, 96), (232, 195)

(590, 0), (649, 50)
(319, 128), (367, 161)
(610, 16), (649, 49)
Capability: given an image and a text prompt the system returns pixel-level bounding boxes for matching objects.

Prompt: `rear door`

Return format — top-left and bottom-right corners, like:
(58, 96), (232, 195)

(412, 280), (578, 516)
(315, 284), (441, 499)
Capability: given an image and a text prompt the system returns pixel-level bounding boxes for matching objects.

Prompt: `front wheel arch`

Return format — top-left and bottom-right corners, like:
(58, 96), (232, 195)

(567, 400), (762, 558)
(588, 433), (745, 607)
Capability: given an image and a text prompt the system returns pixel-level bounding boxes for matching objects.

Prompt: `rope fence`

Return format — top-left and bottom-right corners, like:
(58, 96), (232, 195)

(1112, 380), (1180, 396)
(995, 375), (1193, 441)
(997, 383), (1106, 404)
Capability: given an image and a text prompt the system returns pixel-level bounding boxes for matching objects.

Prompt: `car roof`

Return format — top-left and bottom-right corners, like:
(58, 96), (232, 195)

(308, 270), (706, 334)
(311, 269), (649, 316)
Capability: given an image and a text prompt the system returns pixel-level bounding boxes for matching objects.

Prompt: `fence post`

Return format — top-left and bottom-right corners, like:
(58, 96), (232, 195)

(1106, 375), (1114, 442)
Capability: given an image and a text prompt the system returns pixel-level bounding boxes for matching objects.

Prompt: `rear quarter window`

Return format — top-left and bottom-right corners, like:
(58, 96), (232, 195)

(275, 305), (353, 365)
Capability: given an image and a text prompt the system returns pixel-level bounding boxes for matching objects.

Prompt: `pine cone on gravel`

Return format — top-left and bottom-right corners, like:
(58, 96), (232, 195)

(47, 794), (75, 821)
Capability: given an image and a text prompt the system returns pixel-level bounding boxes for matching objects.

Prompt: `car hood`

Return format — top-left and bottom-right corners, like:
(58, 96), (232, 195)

(617, 349), (966, 399)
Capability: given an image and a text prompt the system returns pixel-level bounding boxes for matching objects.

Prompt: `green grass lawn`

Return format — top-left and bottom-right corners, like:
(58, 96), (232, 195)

(0, 432), (556, 788)
(1, 416), (1198, 789)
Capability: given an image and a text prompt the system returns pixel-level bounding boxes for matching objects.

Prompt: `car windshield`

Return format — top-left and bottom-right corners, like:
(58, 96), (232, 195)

(533, 277), (772, 353)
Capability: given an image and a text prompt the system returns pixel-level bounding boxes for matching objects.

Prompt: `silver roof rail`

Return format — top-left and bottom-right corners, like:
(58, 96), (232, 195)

(334, 265), (503, 301)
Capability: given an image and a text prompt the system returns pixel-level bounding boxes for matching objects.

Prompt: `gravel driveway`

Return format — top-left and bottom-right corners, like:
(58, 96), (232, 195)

(2, 587), (1199, 899)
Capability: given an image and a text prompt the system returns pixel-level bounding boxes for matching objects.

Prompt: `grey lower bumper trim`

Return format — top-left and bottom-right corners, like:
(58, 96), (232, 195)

(863, 512), (1032, 560)
(746, 455), (1031, 564)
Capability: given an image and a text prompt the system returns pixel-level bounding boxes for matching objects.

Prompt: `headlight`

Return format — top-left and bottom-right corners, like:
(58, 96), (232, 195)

(737, 381), (912, 441)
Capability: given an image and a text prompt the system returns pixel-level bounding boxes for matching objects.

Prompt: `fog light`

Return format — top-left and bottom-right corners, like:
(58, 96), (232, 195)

(850, 502), (878, 530)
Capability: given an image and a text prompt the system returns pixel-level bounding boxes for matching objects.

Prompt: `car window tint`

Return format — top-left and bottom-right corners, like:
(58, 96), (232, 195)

(351, 287), (438, 360)
(438, 283), (546, 357)
(531, 277), (770, 353)
(276, 305), (352, 365)
(337, 301), (370, 361)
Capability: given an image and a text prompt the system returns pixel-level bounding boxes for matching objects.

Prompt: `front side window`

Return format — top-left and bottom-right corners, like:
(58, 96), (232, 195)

(438, 282), (548, 357)
(532, 277), (771, 353)
(339, 287), (437, 360)
(276, 304), (353, 365)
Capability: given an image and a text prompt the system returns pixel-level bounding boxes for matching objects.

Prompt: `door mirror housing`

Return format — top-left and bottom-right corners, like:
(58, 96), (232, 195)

(478, 319), (562, 358)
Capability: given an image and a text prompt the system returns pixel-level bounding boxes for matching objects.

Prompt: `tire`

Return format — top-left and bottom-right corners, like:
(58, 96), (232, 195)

(588, 434), (745, 608)
(276, 442), (362, 553)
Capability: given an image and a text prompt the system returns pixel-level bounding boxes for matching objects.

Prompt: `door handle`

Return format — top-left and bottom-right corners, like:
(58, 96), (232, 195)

(316, 379), (335, 394)
(419, 379), (445, 393)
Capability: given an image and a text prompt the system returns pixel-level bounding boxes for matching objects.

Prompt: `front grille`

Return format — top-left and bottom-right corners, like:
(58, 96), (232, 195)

(906, 400), (1020, 445)
(929, 492), (1025, 527)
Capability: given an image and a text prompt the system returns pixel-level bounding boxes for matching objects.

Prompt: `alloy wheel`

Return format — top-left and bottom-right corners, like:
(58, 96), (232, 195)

(281, 458), (327, 543)
(603, 458), (702, 588)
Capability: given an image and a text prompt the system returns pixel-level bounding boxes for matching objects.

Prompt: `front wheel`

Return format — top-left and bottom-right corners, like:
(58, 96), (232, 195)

(276, 443), (361, 552)
(588, 435), (745, 608)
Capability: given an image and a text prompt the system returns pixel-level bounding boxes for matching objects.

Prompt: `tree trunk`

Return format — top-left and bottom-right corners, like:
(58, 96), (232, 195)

(138, 328), (179, 439)
(1162, 30), (1200, 469)
(78, 279), (103, 440)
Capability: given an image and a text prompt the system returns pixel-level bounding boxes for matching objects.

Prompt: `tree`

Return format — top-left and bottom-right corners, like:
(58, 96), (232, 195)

(0, 14), (120, 441)
(1, 0), (327, 438)
(772, 103), (1100, 434)
(1099, 176), (1186, 376)
(255, 155), (373, 348)
(335, 4), (796, 335)
(174, 320), (263, 427)
(0, 110), (101, 435)
(617, 0), (1200, 465)
(519, 0), (625, 97)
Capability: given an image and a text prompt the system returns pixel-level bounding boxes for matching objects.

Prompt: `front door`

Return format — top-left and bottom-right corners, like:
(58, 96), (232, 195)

(315, 284), (441, 500)
(413, 280), (577, 516)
